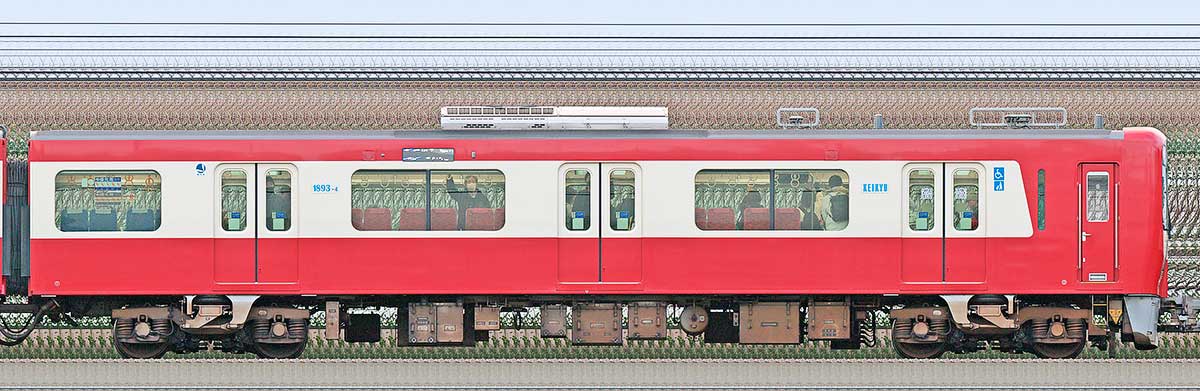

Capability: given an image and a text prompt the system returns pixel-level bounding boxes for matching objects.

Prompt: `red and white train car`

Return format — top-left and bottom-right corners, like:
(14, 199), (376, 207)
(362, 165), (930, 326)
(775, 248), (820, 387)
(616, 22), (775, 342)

(18, 126), (1167, 358)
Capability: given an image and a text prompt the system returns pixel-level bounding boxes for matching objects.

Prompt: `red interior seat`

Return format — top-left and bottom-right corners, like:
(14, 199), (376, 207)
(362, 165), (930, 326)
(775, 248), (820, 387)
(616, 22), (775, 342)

(774, 208), (803, 230)
(363, 208), (393, 231)
(465, 208), (495, 231)
(706, 208), (735, 230)
(695, 208), (708, 230)
(431, 208), (458, 231)
(351, 208), (365, 230)
(743, 208), (770, 230)
(398, 208), (426, 231)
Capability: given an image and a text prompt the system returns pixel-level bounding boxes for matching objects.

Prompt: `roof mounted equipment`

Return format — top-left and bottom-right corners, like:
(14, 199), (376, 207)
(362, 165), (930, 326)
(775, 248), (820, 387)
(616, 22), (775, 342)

(776, 108), (820, 129)
(969, 107), (1067, 129)
(440, 106), (668, 130)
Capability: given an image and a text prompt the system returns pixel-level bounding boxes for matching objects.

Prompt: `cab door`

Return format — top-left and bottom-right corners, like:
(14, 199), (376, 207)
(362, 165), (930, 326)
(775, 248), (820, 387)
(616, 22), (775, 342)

(1080, 163), (1117, 282)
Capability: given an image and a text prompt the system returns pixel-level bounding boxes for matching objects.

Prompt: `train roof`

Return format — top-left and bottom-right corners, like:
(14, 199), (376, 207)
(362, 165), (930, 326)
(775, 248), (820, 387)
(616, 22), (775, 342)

(31, 129), (1127, 141)
(3, 23), (1200, 81)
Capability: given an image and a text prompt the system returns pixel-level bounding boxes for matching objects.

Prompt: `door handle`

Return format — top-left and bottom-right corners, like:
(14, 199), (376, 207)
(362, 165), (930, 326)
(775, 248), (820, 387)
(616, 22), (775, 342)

(1081, 232), (1092, 241)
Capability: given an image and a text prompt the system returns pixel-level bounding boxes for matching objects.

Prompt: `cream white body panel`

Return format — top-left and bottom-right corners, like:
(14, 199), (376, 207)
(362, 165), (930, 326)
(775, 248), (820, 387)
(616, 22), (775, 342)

(30, 160), (1032, 239)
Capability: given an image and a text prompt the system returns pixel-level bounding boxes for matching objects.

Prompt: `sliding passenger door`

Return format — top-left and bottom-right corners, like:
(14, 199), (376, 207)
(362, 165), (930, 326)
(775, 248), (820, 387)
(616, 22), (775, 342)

(214, 164), (257, 284)
(901, 164), (943, 282)
(213, 163), (298, 286)
(556, 162), (644, 286)
(599, 164), (643, 283)
(943, 163), (986, 282)
(255, 164), (299, 284)
(557, 164), (601, 283)
(901, 162), (986, 283)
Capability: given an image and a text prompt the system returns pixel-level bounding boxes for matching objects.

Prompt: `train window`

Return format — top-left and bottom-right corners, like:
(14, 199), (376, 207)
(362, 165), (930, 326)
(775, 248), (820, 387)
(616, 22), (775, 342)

(351, 170), (506, 231)
(1086, 172), (1110, 222)
(54, 170), (161, 232)
(350, 170), (428, 231)
(952, 169), (980, 231)
(264, 169), (292, 231)
(1037, 169), (1046, 231)
(564, 169), (591, 231)
(908, 169), (936, 231)
(221, 169), (248, 232)
(1163, 147), (1171, 234)
(433, 170), (505, 231)
(773, 170), (850, 231)
(609, 169), (635, 231)
(694, 170), (770, 230)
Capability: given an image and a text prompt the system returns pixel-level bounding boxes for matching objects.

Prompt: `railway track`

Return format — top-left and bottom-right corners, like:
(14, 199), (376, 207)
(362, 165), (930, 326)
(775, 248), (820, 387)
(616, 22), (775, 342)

(0, 359), (1195, 390)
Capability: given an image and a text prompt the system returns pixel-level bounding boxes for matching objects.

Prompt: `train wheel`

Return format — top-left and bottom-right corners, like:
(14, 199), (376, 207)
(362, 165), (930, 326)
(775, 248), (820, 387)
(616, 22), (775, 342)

(252, 340), (307, 359)
(112, 321), (170, 359)
(893, 340), (946, 359)
(115, 340), (170, 359)
(1031, 340), (1086, 359)
(114, 339), (171, 359)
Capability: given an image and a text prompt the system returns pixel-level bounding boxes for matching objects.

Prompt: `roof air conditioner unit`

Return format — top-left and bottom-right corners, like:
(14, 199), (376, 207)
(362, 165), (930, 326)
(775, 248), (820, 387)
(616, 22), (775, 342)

(440, 106), (668, 130)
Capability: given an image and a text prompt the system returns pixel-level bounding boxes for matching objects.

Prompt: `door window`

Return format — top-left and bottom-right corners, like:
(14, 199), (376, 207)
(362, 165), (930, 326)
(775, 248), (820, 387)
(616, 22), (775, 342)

(221, 169), (248, 231)
(609, 169), (636, 231)
(564, 169), (591, 231)
(952, 169), (980, 231)
(1086, 172), (1110, 222)
(264, 169), (292, 231)
(908, 169), (936, 231)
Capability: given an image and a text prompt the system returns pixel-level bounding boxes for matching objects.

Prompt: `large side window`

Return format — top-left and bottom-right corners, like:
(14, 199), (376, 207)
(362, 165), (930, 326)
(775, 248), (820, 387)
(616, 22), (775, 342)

(952, 168), (980, 231)
(434, 170), (505, 231)
(908, 169), (936, 231)
(351, 170), (427, 231)
(55, 170), (161, 232)
(695, 169), (848, 231)
(773, 170), (850, 231)
(694, 170), (769, 230)
(351, 169), (504, 231)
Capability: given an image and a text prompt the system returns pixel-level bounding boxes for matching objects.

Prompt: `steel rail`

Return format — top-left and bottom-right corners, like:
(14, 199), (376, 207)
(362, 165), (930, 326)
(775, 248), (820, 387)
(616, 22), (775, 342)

(0, 359), (1195, 390)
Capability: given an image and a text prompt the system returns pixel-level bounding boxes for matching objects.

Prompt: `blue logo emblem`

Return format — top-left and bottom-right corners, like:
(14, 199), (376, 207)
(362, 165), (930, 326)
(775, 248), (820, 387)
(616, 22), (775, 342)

(195, 163), (207, 176)
(862, 183), (888, 193)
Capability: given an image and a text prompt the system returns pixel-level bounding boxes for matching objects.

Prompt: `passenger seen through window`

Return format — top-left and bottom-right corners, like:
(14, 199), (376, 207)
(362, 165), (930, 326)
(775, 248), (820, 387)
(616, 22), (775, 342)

(445, 174), (491, 230)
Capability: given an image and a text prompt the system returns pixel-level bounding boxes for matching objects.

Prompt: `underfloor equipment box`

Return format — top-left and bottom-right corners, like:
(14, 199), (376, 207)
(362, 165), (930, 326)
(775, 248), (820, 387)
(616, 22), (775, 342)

(739, 302), (802, 344)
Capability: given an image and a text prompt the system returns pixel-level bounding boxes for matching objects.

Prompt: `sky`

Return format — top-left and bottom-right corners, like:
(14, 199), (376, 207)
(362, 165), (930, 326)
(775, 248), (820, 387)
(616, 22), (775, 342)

(1, 0), (1196, 25)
